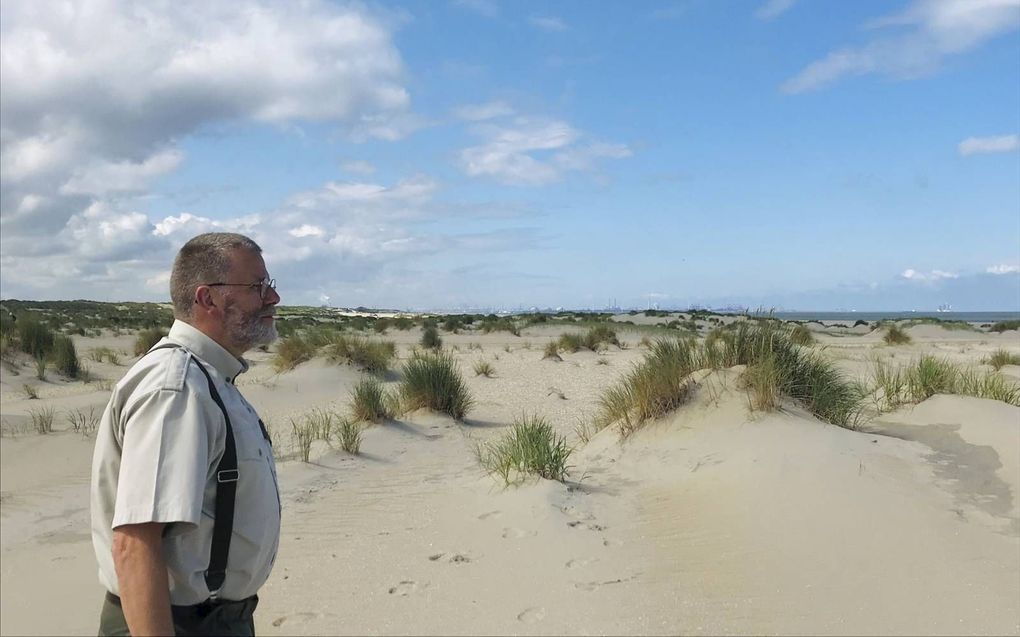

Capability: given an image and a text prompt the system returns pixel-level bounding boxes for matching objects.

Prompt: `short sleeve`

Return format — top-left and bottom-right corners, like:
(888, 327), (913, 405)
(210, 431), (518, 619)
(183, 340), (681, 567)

(111, 382), (221, 530)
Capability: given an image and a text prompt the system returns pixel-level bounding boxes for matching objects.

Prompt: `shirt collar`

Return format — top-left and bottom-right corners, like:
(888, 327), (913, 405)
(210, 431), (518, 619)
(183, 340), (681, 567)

(167, 319), (248, 382)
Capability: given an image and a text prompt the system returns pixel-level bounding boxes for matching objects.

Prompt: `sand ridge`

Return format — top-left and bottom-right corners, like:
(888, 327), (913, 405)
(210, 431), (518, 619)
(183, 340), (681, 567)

(1, 323), (1018, 635)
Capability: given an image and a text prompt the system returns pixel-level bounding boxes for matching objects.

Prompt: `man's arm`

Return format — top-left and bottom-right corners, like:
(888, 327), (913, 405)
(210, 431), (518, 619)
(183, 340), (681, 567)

(112, 522), (173, 636)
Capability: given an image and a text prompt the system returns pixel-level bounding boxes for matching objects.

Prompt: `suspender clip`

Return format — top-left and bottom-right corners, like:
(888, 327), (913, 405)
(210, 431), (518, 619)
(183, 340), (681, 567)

(217, 469), (239, 483)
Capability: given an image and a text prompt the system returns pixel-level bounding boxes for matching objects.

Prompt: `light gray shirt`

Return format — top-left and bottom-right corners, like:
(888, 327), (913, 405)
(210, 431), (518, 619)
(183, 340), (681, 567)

(91, 320), (280, 605)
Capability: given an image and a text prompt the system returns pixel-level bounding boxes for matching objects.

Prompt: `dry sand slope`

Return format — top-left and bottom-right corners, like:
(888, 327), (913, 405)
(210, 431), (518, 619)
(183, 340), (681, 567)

(1, 326), (1018, 635)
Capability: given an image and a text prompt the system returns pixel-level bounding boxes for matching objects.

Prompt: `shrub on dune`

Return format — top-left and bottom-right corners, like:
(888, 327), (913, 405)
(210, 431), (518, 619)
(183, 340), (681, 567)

(133, 327), (168, 357)
(905, 355), (956, 401)
(326, 336), (396, 375)
(557, 332), (585, 353)
(473, 360), (495, 377)
(542, 341), (561, 361)
(596, 337), (700, 437)
(420, 325), (442, 350)
(870, 355), (1020, 409)
(989, 320), (1020, 333)
(351, 377), (392, 422)
(398, 350), (474, 419)
(17, 316), (54, 360)
(477, 414), (572, 485)
(337, 417), (362, 454)
(583, 324), (619, 350)
(985, 349), (1020, 370)
(273, 333), (316, 372)
(52, 334), (80, 379)
(790, 324), (815, 346)
(883, 323), (911, 345)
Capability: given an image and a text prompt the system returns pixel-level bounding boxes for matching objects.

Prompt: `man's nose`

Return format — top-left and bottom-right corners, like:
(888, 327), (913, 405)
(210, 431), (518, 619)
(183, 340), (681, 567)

(265, 285), (281, 306)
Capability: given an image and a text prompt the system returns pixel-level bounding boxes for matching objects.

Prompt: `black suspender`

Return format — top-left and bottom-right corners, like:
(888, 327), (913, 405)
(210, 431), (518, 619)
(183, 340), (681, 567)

(147, 343), (237, 600)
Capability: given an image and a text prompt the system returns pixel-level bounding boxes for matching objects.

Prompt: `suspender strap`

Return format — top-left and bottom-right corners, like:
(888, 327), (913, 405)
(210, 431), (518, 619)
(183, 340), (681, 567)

(148, 343), (237, 599)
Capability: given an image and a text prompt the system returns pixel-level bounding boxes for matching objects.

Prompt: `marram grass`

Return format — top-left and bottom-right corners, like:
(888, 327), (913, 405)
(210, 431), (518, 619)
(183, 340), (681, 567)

(477, 414), (572, 485)
(398, 350), (474, 420)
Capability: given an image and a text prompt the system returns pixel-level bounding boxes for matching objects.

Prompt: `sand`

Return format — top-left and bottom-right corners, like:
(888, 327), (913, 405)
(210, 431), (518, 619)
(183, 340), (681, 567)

(1, 324), (1018, 635)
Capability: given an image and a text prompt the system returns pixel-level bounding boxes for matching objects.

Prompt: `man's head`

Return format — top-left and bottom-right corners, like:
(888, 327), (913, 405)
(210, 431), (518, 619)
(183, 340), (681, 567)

(170, 233), (281, 356)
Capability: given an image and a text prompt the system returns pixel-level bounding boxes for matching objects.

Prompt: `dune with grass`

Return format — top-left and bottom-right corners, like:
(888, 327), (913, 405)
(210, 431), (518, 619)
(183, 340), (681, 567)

(1, 313), (1018, 635)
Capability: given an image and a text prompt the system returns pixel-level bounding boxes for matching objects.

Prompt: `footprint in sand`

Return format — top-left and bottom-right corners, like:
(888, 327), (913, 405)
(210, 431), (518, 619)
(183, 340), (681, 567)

(388, 580), (423, 596)
(565, 558), (597, 569)
(574, 575), (638, 591)
(517, 607), (546, 623)
(271, 612), (318, 627)
(502, 527), (536, 539)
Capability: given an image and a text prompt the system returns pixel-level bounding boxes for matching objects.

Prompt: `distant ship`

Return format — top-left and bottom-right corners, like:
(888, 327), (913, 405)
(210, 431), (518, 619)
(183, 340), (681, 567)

(937, 303), (952, 313)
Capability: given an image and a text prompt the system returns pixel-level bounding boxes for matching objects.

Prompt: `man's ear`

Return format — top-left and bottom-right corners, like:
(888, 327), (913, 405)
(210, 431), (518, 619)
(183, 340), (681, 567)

(193, 286), (217, 313)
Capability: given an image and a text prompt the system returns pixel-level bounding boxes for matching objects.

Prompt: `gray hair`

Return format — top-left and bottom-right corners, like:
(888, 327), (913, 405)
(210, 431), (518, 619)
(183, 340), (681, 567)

(170, 232), (263, 320)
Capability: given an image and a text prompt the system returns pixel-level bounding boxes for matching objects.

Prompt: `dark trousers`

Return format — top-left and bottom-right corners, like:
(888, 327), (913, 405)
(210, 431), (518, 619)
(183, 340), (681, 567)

(98, 592), (258, 636)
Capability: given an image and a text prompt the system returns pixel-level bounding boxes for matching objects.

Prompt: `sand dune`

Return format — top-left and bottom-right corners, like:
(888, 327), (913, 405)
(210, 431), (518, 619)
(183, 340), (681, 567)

(1, 324), (1018, 635)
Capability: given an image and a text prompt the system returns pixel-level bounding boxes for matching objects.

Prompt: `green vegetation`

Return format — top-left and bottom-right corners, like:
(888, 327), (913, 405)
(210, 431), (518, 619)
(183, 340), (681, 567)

(17, 315), (54, 360)
(350, 377), (392, 423)
(324, 336), (396, 375)
(337, 418), (362, 454)
(789, 324), (815, 346)
(599, 322), (866, 436)
(883, 324), (912, 345)
(479, 316), (520, 336)
(90, 347), (121, 365)
(134, 328), (168, 356)
(273, 333), (316, 371)
(273, 330), (396, 374)
(442, 316), (463, 332)
(597, 338), (700, 437)
(473, 360), (495, 377)
(871, 356), (1020, 408)
(29, 406), (55, 434)
(990, 320), (1020, 333)
(985, 349), (1020, 370)
(52, 334), (80, 379)
(542, 341), (561, 361)
(66, 407), (100, 436)
(420, 324), (442, 350)
(398, 350), (474, 420)
(477, 414), (572, 485)
(291, 417), (316, 462)
(557, 325), (620, 353)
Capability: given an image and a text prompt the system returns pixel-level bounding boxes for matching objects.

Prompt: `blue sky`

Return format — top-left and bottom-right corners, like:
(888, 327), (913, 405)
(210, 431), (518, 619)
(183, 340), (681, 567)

(1, 0), (1018, 310)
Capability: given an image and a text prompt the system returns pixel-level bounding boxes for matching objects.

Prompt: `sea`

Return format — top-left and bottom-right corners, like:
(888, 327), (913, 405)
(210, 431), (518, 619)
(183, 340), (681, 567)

(763, 311), (1019, 324)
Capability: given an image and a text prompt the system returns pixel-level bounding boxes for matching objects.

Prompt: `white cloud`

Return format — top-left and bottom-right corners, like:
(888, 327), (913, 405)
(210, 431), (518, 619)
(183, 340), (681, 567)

(1, 0), (414, 271)
(454, 101), (515, 121)
(958, 134), (1019, 156)
(987, 264), (1020, 274)
(61, 149), (184, 196)
(901, 268), (960, 282)
(341, 160), (377, 175)
(289, 224), (325, 238)
(782, 0), (1020, 93)
(460, 117), (630, 186)
(530, 16), (568, 32)
(756, 0), (796, 20)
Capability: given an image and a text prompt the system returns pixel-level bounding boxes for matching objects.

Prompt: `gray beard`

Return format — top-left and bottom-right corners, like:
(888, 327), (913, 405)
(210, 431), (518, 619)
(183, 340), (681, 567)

(227, 306), (278, 351)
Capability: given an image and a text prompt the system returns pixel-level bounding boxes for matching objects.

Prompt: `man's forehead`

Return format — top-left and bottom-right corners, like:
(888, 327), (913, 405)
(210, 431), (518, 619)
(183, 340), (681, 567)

(229, 248), (269, 276)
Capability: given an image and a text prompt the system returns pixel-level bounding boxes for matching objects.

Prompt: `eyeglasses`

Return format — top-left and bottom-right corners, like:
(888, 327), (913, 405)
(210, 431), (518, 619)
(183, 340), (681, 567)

(205, 278), (277, 300)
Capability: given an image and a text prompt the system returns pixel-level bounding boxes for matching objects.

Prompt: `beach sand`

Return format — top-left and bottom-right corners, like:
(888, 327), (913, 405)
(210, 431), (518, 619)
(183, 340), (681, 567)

(1, 321), (1018, 635)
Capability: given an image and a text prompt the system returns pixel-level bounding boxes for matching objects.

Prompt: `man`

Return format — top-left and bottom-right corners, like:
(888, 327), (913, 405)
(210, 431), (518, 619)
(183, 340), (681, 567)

(91, 232), (282, 636)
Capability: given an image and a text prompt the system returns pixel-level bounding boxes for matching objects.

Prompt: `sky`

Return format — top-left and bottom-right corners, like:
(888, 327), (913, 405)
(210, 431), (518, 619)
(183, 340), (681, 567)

(1, 0), (1018, 311)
